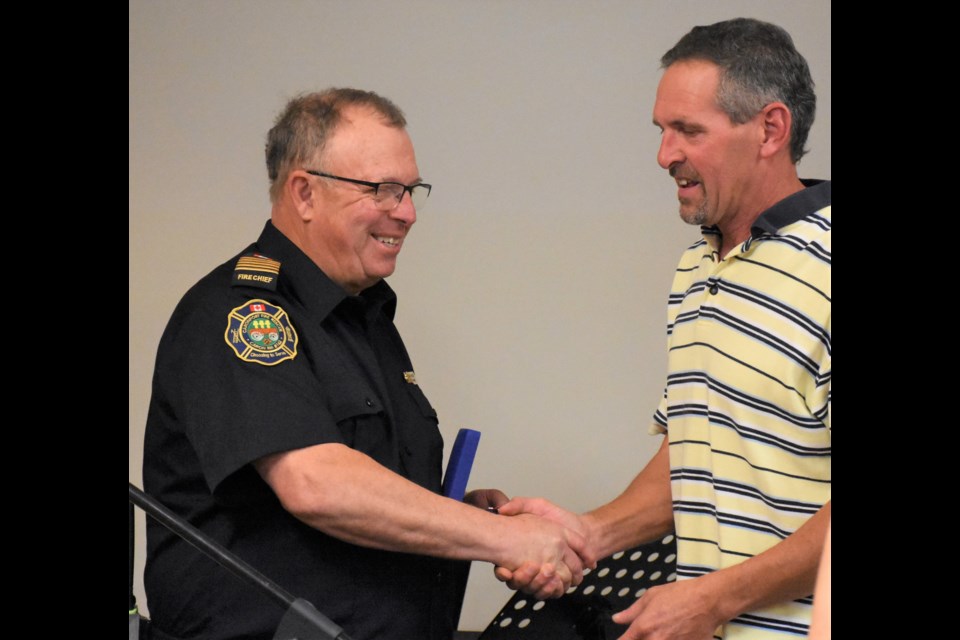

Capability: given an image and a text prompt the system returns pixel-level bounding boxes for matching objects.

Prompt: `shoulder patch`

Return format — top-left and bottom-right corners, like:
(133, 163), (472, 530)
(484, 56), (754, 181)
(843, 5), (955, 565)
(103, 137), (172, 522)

(224, 299), (298, 366)
(232, 253), (281, 291)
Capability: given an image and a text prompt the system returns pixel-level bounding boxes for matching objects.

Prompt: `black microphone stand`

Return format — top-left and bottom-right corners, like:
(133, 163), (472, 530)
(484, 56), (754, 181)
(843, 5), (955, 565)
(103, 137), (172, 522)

(129, 482), (354, 640)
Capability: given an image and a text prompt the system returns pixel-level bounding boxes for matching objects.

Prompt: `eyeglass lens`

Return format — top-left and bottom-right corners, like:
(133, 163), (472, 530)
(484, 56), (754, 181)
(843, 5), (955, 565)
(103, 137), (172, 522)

(377, 183), (431, 210)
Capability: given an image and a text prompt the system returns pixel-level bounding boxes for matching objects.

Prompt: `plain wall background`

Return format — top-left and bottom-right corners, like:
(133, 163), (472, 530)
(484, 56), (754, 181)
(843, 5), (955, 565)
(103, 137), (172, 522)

(129, 0), (830, 631)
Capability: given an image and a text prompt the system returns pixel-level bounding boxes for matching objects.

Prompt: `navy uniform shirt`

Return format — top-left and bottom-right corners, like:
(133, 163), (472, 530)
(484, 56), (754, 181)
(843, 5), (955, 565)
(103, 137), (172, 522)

(143, 220), (465, 640)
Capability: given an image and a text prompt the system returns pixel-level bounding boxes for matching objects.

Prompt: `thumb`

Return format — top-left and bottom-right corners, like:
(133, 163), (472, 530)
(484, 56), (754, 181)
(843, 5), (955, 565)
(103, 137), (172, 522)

(494, 496), (529, 516)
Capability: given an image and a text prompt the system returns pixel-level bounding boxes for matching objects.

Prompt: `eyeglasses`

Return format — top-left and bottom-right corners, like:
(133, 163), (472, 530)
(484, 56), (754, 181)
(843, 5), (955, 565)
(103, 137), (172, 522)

(305, 170), (432, 211)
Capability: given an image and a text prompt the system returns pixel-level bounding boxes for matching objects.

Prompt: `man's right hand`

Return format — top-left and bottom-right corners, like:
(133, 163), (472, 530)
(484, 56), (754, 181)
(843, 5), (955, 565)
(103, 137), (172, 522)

(494, 497), (597, 599)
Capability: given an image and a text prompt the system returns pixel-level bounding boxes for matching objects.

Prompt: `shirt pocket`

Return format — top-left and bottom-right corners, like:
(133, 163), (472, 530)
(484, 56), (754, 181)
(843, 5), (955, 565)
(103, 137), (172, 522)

(328, 392), (395, 466)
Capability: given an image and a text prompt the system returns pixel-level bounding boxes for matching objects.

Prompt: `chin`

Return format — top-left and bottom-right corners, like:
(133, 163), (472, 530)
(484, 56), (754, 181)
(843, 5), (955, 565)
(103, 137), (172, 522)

(679, 203), (709, 227)
(366, 265), (397, 283)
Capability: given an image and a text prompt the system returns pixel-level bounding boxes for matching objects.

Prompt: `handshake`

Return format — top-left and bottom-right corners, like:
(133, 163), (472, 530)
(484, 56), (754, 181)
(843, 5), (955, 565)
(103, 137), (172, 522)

(465, 489), (598, 600)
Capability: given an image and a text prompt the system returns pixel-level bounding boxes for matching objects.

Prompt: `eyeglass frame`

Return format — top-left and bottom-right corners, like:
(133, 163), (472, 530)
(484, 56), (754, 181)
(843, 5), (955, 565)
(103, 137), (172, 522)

(304, 170), (431, 210)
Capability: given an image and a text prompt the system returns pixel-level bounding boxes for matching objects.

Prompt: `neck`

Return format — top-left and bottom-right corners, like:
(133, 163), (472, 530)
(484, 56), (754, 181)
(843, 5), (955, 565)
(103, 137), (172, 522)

(717, 173), (805, 259)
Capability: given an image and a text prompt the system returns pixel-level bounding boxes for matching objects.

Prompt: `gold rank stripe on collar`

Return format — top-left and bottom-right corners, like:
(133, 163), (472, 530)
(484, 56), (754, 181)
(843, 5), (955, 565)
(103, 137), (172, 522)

(232, 253), (281, 291)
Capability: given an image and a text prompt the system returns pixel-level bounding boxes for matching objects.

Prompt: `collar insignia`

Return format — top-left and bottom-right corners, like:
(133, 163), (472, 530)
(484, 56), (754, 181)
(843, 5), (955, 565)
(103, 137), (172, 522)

(232, 253), (281, 291)
(403, 371), (417, 385)
(224, 299), (298, 366)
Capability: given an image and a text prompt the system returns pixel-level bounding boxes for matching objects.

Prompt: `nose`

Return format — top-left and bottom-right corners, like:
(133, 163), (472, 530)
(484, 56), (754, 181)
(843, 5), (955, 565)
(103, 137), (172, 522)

(657, 130), (682, 170)
(391, 189), (417, 226)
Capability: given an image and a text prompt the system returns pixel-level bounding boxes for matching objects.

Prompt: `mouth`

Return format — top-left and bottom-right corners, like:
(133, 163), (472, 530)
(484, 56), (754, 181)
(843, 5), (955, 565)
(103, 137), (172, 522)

(373, 235), (403, 248)
(669, 165), (700, 192)
(674, 176), (702, 203)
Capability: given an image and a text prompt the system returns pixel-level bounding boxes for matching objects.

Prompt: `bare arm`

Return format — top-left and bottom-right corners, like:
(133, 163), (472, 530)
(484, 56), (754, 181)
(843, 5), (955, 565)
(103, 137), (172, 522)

(611, 500), (832, 640)
(494, 436), (673, 592)
(580, 435), (675, 559)
(693, 500), (832, 620)
(254, 442), (587, 591)
(498, 437), (674, 560)
(807, 518), (831, 640)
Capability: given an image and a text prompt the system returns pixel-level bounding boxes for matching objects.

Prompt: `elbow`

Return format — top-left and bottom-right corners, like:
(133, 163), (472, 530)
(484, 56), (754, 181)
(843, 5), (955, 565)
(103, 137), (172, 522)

(254, 450), (336, 523)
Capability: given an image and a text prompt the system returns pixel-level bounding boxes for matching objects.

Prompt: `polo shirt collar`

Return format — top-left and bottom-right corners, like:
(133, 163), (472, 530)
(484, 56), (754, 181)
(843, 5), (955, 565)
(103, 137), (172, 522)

(749, 179), (831, 237)
(698, 179), (831, 247)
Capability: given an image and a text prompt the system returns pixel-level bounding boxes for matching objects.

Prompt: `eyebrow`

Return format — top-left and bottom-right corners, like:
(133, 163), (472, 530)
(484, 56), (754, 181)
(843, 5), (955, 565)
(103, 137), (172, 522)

(654, 117), (703, 131)
(380, 176), (424, 186)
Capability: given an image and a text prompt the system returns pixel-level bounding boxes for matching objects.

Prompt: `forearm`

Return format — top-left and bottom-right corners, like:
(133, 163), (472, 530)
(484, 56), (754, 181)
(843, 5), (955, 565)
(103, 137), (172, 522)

(256, 443), (554, 568)
(704, 501), (832, 622)
(582, 436), (674, 559)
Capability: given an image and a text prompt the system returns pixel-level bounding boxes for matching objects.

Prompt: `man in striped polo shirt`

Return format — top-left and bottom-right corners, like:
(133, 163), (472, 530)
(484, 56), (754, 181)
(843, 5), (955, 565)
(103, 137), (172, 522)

(497, 18), (830, 639)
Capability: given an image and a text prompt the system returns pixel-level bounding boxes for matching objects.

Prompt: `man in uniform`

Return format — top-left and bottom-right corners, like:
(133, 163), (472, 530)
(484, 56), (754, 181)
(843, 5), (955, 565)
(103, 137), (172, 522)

(142, 88), (591, 640)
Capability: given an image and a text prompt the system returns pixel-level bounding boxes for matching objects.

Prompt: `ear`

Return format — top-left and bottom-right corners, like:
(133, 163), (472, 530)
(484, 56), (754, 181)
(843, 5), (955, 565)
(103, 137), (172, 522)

(758, 102), (792, 160)
(286, 171), (317, 221)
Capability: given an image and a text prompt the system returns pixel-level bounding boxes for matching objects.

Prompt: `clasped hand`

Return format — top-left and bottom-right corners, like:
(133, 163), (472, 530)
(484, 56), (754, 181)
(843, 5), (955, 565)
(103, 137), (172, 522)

(465, 491), (597, 600)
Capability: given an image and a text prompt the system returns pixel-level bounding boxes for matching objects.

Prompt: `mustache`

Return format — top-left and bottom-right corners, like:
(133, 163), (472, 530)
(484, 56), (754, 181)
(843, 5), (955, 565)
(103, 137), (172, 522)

(669, 164), (699, 182)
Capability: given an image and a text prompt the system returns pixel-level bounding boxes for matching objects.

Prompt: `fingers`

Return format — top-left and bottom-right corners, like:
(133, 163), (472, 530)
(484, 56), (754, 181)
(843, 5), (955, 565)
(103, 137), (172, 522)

(610, 596), (643, 624)
(561, 546), (585, 585)
(489, 499), (595, 600)
(494, 560), (532, 587)
(495, 561), (562, 597)
(528, 562), (559, 595)
(494, 565), (515, 583)
(495, 559), (579, 600)
(530, 573), (567, 600)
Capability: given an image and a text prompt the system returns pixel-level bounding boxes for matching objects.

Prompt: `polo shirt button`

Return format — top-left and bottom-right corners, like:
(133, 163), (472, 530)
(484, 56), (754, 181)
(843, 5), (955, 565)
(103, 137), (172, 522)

(365, 398), (374, 407)
(709, 284), (719, 295)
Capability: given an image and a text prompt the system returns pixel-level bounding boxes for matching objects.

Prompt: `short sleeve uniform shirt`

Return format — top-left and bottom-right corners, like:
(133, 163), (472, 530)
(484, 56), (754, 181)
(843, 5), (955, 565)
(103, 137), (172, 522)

(143, 220), (464, 640)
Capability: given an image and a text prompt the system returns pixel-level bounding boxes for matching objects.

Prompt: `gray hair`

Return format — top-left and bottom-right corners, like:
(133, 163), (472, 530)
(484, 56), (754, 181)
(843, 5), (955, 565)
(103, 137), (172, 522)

(265, 88), (407, 202)
(661, 18), (816, 164)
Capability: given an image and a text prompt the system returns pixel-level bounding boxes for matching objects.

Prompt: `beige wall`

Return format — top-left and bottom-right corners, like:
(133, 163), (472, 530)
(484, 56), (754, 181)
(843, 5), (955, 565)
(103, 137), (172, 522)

(129, 0), (831, 631)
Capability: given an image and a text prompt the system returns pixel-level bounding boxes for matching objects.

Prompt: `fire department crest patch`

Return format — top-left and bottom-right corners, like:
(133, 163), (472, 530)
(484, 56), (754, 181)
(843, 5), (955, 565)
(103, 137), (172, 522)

(224, 299), (298, 365)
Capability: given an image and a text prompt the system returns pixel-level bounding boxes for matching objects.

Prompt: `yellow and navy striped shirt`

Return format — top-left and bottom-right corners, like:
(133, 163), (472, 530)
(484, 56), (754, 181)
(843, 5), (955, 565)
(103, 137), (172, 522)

(651, 180), (831, 639)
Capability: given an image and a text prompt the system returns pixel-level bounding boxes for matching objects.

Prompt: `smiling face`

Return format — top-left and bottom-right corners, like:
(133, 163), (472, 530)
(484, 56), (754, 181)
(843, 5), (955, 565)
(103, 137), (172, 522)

(303, 106), (421, 294)
(653, 60), (762, 231)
